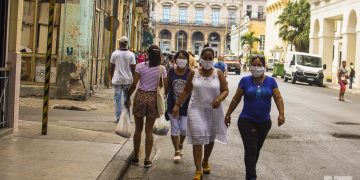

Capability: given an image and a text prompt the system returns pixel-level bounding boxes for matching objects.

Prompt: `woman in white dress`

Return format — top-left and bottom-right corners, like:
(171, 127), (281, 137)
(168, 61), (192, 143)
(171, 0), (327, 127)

(172, 47), (229, 180)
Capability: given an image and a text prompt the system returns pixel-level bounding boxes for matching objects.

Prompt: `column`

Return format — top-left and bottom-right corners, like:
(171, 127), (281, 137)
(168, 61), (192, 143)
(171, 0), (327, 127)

(171, 30), (176, 51)
(204, 31), (209, 45)
(341, 32), (356, 63)
(220, 33), (225, 56)
(354, 26), (360, 88)
(187, 30), (192, 52)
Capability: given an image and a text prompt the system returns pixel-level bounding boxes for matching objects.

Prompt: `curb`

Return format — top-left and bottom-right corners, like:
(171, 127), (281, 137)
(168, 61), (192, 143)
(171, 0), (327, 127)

(97, 140), (134, 180)
(323, 84), (360, 95)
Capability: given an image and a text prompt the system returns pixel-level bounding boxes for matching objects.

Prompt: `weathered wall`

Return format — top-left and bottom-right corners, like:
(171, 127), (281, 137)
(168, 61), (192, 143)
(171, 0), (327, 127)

(57, 0), (92, 100)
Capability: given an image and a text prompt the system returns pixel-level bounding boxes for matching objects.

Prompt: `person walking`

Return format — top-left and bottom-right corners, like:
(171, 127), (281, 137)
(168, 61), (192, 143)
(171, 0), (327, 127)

(172, 47), (229, 180)
(110, 36), (136, 123)
(137, 51), (146, 64)
(127, 45), (167, 168)
(338, 61), (349, 101)
(165, 50), (191, 164)
(214, 56), (228, 78)
(188, 51), (198, 69)
(348, 62), (355, 89)
(224, 55), (285, 180)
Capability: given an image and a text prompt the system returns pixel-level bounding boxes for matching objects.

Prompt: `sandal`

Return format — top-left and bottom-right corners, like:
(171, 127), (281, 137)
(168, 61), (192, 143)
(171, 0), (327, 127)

(193, 170), (203, 180)
(144, 160), (153, 168)
(202, 161), (211, 174)
(179, 144), (183, 156)
(131, 156), (139, 166)
(173, 151), (181, 164)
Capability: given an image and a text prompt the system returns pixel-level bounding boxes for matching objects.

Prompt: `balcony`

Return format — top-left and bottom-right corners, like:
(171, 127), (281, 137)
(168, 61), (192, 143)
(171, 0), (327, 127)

(136, 0), (150, 18)
(152, 19), (227, 28)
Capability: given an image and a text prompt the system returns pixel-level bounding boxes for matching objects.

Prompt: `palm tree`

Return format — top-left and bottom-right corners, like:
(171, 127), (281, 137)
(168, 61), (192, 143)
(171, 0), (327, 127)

(276, 0), (310, 52)
(241, 32), (261, 55)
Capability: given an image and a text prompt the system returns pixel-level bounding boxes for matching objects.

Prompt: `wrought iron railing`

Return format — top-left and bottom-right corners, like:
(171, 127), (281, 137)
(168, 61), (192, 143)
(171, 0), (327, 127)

(0, 68), (10, 128)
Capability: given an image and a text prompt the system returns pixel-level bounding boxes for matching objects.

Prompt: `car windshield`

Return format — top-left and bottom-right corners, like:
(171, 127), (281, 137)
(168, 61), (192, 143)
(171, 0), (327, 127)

(296, 55), (322, 68)
(224, 56), (238, 61)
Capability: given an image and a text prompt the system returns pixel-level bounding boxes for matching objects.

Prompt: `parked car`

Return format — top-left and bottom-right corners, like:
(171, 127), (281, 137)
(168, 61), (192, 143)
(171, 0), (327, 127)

(224, 55), (241, 75)
(283, 52), (326, 86)
(267, 58), (279, 71)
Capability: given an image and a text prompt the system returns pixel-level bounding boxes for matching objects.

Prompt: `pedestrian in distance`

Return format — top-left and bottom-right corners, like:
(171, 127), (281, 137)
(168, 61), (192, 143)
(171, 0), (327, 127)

(172, 47), (229, 180)
(165, 50), (191, 164)
(338, 60), (349, 101)
(110, 36), (136, 123)
(188, 51), (198, 69)
(348, 62), (355, 89)
(127, 45), (168, 168)
(214, 55), (228, 78)
(137, 51), (146, 64)
(225, 55), (285, 180)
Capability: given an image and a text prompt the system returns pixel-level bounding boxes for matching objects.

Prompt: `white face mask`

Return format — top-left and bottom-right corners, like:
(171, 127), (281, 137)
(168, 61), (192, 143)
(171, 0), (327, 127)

(200, 59), (214, 70)
(176, 59), (188, 68)
(250, 66), (265, 77)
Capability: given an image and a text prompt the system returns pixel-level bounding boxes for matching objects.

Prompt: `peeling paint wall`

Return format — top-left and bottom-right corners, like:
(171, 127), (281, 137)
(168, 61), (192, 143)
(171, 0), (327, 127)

(57, 0), (92, 100)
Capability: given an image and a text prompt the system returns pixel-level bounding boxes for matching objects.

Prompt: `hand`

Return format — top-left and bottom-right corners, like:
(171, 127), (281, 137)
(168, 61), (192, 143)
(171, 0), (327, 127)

(278, 115), (285, 127)
(172, 106), (180, 118)
(224, 115), (231, 128)
(125, 99), (131, 109)
(211, 98), (222, 109)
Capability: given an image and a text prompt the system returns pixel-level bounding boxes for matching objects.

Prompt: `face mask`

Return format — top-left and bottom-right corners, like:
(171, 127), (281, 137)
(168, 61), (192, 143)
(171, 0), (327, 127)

(200, 59), (214, 70)
(250, 66), (265, 77)
(176, 59), (188, 68)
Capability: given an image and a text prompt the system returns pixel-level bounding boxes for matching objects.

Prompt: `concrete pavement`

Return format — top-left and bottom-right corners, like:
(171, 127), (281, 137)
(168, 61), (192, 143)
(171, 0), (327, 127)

(0, 88), (134, 180)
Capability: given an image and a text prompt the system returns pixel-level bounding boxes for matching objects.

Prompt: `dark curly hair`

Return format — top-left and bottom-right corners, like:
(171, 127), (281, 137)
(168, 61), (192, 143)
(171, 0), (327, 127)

(147, 45), (162, 67)
(250, 55), (266, 67)
(200, 47), (215, 59)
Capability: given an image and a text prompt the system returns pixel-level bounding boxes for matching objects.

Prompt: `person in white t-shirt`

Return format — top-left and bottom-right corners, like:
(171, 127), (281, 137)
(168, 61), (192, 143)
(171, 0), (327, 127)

(110, 36), (136, 122)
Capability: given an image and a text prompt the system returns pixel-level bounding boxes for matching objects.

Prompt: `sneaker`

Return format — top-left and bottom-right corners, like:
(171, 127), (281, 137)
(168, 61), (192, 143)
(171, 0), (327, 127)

(173, 151), (181, 164)
(131, 157), (139, 166)
(114, 119), (119, 123)
(144, 160), (152, 168)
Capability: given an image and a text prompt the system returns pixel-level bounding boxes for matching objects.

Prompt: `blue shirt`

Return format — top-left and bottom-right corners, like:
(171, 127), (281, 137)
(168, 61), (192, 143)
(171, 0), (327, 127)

(166, 68), (191, 116)
(238, 76), (278, 123)
(214, 62), (227, 73)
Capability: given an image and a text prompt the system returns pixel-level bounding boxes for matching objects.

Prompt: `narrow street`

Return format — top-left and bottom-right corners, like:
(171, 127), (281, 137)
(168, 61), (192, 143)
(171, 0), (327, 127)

(124, 72), (360, 180)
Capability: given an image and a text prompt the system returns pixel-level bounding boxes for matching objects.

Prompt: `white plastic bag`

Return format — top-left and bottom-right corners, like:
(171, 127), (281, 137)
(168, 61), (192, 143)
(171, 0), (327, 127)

(115, 109), (132, 139)
(153, 115), (170, 136)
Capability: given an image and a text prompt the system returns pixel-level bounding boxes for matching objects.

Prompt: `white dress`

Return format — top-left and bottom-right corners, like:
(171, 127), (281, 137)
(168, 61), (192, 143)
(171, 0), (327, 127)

(187, 69), (228, 145)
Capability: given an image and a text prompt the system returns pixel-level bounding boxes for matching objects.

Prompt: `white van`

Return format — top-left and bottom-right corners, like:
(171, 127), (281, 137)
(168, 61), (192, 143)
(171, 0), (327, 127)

(283, 52), (326, 86)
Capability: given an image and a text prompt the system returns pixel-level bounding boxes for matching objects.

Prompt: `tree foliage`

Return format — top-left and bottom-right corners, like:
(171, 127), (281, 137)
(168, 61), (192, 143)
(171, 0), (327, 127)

(142, 31), (153, 48)
(276, 0), (310, 52)
(241, 32), (261, 54)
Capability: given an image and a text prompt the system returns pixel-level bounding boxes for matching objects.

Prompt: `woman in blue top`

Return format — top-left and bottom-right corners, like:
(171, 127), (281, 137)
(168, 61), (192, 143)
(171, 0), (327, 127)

(225, 55), (285, 180)
(165, 50), (191, 164)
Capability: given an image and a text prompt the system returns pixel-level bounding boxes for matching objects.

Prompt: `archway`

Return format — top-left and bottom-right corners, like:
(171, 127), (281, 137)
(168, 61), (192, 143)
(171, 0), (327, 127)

(159, 29), (171, 53)
(208, 32), (221, 57)
(192, 31), (204, 55)
(176, 31), (188, 51)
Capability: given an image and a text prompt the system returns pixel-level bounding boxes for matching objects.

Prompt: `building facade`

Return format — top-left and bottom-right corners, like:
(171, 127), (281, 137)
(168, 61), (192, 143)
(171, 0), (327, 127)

(150, 0), (242, 56)
(230, 0), (266, 55)
(309, 0), (360, 87)
(0, 0), (23, 135)
(264, 0), (290, 59)
(19, 0), (149, 100)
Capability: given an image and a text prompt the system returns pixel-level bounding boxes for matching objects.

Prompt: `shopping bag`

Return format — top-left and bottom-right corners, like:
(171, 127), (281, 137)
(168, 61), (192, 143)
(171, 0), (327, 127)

(153, 115), (170, 136)
(115, 109), (132, 139)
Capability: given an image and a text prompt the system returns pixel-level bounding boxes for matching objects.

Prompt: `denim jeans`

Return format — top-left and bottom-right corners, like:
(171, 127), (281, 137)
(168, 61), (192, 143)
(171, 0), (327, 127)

(113, 84), (130, 121)
(349, 76), (354, 89)
(238, 118), (272, 180)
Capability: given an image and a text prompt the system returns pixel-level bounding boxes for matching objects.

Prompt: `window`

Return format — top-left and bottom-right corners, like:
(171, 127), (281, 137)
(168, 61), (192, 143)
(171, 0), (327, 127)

(162, 6), (170, 23)
(179, 7), (187, 24)
(259, 35), (265, 51)
(246, 5), (252, 18)
(258, 6), (264, 19)
(229, 11), (236, 26)
(212, 9), (220, 26)
(195, 8), (204, 25)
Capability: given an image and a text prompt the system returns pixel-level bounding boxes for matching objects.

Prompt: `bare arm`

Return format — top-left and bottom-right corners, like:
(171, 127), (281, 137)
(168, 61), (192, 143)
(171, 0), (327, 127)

(130, 64), (136, 79)
(224, 88), (244, 127)
(110, 63), (115, 81)
(273, 88), (285, 126)
(172, 70), (194, 117)
(128, 72), (140, 100)
(165, 70), (170, 95)
(212, 70), (229, 109)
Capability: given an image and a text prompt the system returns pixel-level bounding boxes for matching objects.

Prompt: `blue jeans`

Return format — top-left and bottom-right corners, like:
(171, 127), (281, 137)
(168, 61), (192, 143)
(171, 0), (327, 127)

(113, 84), (130, 120)
(349, 76), (354, 89)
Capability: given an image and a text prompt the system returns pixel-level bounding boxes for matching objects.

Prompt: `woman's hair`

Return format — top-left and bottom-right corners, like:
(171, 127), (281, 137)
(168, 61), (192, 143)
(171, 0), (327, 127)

(147, 45), (162, 67)
(250, 55), (266, 67)
(200, 47), (215, 59)
(174, 50), (189, 60)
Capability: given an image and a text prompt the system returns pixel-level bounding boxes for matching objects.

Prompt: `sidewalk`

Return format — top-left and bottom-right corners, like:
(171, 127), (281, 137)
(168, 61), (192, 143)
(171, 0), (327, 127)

(0, 88), (134, 180)
(323, 81), (360, 95)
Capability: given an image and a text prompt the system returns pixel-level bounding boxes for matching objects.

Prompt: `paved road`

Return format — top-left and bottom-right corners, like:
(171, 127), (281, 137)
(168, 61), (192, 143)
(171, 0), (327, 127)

(124, 72), (360, 180)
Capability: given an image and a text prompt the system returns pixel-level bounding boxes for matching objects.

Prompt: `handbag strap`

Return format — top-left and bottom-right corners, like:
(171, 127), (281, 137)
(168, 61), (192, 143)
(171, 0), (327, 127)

(158, 66), (164, 89)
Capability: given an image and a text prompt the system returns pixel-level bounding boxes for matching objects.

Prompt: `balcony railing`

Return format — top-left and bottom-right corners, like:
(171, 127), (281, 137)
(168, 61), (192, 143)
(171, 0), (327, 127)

(153, 19), (228, 28)
(0, 68), (10, 128)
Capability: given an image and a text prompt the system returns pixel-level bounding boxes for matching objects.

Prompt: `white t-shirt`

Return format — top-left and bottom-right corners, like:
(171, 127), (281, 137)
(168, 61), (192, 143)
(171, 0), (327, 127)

(110, 50), (136, 85)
